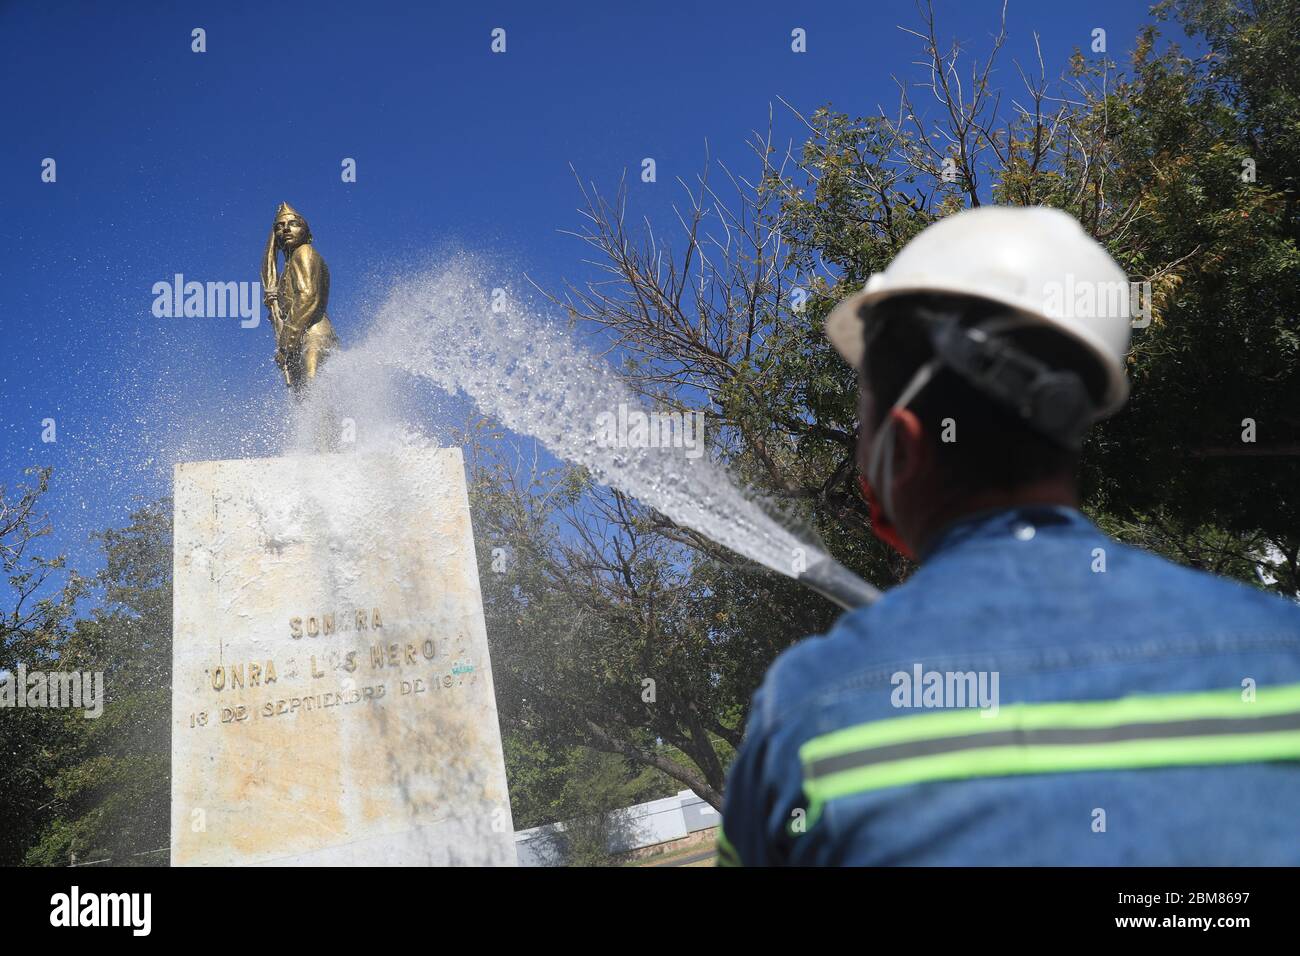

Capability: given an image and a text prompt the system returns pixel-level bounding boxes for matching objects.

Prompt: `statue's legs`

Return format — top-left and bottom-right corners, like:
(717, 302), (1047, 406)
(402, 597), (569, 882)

(291, 322), (343, 451)
(284, 323), (339, 395)
(300, 320), (339, 383)
(302, 340), (324, 380)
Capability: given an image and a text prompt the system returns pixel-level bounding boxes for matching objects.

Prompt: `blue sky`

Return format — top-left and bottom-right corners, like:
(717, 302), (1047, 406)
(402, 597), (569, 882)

(0, 0), (1162, 577)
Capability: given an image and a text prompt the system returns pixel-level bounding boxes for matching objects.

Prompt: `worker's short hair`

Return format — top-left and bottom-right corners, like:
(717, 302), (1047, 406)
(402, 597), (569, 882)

(859, 293), (1100, 493)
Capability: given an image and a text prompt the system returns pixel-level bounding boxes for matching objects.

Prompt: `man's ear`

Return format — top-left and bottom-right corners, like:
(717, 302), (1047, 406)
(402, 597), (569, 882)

(888, 407), (930, 486)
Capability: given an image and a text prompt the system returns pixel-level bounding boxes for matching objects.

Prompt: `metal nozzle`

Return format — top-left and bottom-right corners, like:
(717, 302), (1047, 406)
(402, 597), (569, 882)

(797, 557), (882, 611)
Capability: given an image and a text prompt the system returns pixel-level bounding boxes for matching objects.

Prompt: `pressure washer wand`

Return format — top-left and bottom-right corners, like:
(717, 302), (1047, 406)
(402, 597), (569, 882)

(797, 556), (882, 610)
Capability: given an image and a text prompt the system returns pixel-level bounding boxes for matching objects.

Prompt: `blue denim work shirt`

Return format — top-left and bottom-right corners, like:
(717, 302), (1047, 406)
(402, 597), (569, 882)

(719, 506), (1300, 865)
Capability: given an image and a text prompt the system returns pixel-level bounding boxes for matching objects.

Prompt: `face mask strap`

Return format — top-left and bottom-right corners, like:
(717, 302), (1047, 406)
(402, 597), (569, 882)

(866, 358), (939, 520)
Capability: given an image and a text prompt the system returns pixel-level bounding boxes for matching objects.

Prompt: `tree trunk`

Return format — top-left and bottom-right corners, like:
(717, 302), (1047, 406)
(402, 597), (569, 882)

(583, 720), (724, 810)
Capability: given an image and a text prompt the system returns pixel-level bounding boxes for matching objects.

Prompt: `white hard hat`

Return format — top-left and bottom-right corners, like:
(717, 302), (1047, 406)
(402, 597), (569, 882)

(825, 206), (1133, 416)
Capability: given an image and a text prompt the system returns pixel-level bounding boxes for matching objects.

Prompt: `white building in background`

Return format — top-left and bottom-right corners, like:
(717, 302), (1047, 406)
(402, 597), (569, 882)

(515, 790), (719, 866)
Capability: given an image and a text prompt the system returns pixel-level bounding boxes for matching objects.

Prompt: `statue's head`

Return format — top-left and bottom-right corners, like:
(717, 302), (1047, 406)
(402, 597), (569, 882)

(273, 202), (312, 252)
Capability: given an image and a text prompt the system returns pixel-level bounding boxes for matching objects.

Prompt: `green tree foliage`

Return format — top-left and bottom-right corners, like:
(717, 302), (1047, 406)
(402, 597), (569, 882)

(0, 468), (79, 865)
(505, 737), (671, 865)
(0, 486), (171, 867)
(1087, 0), (1300, 591)
(468, 432), (743, 808)
(22, 499), (173, 866)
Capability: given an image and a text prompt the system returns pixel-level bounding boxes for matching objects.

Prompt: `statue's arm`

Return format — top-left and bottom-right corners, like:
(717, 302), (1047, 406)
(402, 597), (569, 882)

(261, 228), (281, 337)
(281, 246), (327, 351)
(260, 227), (277, 292)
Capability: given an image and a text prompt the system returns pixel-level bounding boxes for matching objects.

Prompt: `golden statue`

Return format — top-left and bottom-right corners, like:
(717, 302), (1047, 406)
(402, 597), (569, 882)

(261, 202), (339, 393)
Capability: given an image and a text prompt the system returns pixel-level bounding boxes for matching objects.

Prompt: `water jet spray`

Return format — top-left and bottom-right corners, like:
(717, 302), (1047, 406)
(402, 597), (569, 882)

(352, 258), (880, 611)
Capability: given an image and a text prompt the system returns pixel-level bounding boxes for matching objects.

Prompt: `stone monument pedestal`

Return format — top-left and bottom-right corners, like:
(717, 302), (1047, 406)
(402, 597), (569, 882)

(170, 448), (515, 866)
